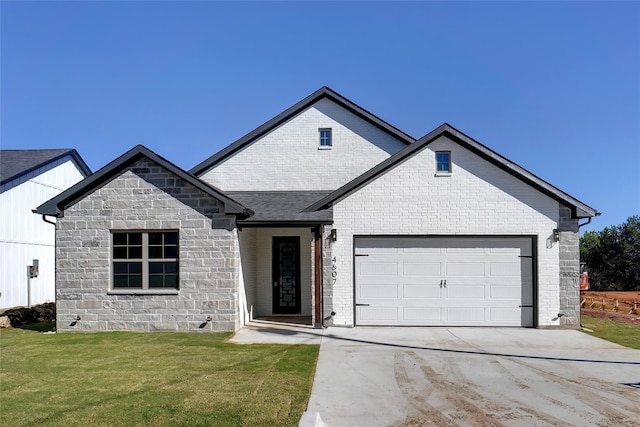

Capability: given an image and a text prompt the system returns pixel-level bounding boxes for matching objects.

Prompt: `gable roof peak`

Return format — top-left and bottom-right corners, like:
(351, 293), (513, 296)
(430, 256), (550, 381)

(35, 144), (251, 217)
(0, 148), (91, 186)
(189, 87), (416, 176)
(305, 123), (599, 219)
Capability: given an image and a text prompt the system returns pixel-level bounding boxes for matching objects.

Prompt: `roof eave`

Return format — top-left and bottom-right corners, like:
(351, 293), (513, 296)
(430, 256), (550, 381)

(304, 123), (600, 218)
(440, 125), (600, 219)
(35, 145), (251, 218)
(236, 220), (333, 227)
(1, 149), (91, 186)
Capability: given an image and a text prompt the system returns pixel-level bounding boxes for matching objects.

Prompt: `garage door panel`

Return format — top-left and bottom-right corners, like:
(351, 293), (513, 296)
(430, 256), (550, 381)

(403, 262), (441, 276)
(490, 262), (521, 276)
(403, 284), (441, 299)
(490, 285), (521, 299)
(359, 284), (398, 299)
(358, 307), (397, 321)
(446, 307), (485, 322)
(355, 237), (534, 327)
(446, 285), (485, 299)
(446, 262), (485, 276)
(360, 262), (398, 276)
(404, 307), (441, 321)
(490, 307), (521, 322)
(489, 247), (520, 253)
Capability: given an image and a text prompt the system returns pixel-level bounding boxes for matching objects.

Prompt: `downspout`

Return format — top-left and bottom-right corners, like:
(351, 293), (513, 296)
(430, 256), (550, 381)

(577, 213), (599, 328)
(578, 217), (592, 229)
(41, 214), (57, 226)
(30, 212), (57, 310)
(578, 211), (601, 229)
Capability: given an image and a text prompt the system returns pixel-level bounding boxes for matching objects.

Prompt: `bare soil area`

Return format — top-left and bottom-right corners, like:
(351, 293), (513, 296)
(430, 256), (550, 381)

(581, 291), (640, 326)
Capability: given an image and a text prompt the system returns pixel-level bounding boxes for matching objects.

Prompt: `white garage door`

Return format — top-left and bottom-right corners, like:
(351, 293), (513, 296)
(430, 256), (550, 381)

(355, 237), (534, 327)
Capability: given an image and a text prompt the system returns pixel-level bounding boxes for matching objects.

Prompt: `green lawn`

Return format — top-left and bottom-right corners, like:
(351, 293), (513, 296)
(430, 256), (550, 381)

(580, 315), (640, 350)
(0, 327), (319, 426)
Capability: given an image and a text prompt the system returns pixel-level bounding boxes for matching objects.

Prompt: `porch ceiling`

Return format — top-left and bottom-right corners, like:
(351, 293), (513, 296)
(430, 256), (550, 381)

(228, 191), (333, 226)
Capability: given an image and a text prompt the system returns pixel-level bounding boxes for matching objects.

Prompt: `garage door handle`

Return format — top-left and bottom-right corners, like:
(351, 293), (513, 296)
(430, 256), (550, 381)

(440, 280), (446, 288)
(355, 254), (369, 257)
(356, 303), (370, 306)
(519, 305), (533, 308)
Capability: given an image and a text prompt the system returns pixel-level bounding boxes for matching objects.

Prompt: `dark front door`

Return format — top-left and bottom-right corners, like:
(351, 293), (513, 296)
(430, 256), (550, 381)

(272, 236), (301, 314)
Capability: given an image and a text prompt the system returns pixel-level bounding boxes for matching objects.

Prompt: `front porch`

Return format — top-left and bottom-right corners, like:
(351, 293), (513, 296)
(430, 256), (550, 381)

(229, 191), (334, 329)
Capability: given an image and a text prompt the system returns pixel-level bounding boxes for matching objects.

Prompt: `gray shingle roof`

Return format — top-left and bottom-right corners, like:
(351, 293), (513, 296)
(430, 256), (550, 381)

(0, 149), (91, 186)
(227, 191), (332, 225)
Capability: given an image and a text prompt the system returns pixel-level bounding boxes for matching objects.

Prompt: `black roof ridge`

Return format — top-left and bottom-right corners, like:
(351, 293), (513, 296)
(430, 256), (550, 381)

(35, 145), (252, 217)
(189, 86), (416, 176)
(304, 123), (600, 219)
(0, 148), (91, 186)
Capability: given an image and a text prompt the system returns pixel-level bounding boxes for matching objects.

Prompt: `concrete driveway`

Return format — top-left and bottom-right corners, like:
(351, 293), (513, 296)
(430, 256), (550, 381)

(305, 327), (640, 427)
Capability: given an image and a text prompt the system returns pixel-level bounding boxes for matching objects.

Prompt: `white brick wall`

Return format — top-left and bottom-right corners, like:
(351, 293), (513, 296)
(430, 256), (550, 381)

(330, 136), (562, 327)
(199, 98), (407, 191)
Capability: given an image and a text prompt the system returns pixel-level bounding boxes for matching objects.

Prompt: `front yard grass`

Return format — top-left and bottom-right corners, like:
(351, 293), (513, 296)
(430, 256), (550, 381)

(580, 315), (640, 350)
(0, 327), (319, 426)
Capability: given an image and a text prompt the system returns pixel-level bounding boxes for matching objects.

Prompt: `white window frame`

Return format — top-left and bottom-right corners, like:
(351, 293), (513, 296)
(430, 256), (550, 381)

(435, 151), (452, 176)
(319, 128), (332, 149)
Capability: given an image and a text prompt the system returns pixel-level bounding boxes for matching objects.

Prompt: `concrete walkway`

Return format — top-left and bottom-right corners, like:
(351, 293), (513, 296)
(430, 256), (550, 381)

(229, 319), (324, 345)
(231, 325), (640, 426)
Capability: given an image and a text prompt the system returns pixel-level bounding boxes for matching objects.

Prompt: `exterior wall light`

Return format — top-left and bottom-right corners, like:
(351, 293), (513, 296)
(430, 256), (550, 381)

(330, 229), (337, 241)
(553, 229), (560, 242)
(199, 316), (212, 329)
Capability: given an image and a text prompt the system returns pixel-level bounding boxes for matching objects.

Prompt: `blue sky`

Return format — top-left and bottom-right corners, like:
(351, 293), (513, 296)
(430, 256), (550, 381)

(2, 1), (638, 232)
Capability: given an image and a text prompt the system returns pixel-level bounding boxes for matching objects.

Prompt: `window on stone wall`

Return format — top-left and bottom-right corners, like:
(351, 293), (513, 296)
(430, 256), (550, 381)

(112, 231), (178, 289)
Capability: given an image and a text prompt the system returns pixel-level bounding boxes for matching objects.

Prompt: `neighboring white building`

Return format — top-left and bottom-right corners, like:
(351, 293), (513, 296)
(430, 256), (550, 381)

(0, 149), (90, 309)
(36, 87), (599, 332)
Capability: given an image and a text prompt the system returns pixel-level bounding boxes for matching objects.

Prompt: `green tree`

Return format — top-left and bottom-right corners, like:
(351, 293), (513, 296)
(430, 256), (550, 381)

(580, 215), (640, 291)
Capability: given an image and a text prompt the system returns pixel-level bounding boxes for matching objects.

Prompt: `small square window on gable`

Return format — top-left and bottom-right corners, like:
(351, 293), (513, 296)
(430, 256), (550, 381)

(436, 151), (452, 175)
(319, 128), (332, 149)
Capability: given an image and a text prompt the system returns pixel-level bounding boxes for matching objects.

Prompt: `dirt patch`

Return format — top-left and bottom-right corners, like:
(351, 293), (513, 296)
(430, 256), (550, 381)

(581, 291), (640, 326)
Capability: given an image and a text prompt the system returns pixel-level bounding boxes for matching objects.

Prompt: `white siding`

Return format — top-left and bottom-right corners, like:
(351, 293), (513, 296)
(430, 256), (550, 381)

(0, 157), (86, 309)
(199, 98), (407, 191)
(330, 135), (561, 327)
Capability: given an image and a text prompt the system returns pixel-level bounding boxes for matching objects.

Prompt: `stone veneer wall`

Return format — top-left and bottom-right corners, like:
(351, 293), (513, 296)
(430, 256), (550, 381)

(55, 158), (241, 332)
(558, 205), (580, 327)
(321, 225), (335, 327)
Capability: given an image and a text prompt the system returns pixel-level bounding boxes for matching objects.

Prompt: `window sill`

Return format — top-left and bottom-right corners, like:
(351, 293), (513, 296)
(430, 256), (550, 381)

(317, 146), (332, 150)
(108, 289), (179, 296)
(434, 172), (452, 177)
